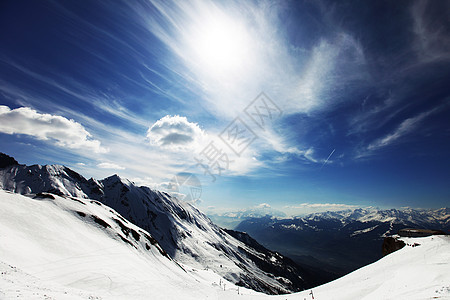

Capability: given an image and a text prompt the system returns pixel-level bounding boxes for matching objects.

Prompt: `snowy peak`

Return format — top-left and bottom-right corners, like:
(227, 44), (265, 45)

(0, 190), (220, 300)
(0, 163), (90, 198)
(0, 155), (309, 294)
(305, 207), (450, 226)
(236, 206), (449, 283)
(2, 188), (449, 299)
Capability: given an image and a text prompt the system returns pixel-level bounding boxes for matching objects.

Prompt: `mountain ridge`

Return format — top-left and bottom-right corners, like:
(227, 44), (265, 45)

(235, 206), (449, 283)
(2, 189), (449, 299)
(0, 153), (309, 294)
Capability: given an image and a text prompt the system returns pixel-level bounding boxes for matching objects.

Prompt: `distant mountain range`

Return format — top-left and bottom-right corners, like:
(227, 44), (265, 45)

(207, 205), (287, 229)
(1, 152), (449, 298)
(2, 189), (449, 299)
(0, 153), (309, 294)
(235, 207), (449, 281)
(2, 152), (448, 292)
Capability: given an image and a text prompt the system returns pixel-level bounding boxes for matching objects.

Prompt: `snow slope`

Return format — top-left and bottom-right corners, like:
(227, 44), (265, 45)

(1, 189), (449, 299)
(236, 207), (449, 278)
(285, 235), (450, 300)
(216, 235), (450, 300)
(0, 190), (260, 299)
(0, 161), (308, 294)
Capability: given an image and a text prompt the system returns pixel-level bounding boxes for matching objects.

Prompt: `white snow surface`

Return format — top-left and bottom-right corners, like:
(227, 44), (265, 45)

(350, 225), (379, 237)
(0, 190), (260, 299)
(0, 164), (89, 198)
(1, 189), (450, 299)
(0, 164), (303, 294)
(281, 235), (450, 300)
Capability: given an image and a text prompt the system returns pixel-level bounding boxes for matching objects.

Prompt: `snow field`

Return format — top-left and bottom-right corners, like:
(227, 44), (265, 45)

(1, 189), (449, 300)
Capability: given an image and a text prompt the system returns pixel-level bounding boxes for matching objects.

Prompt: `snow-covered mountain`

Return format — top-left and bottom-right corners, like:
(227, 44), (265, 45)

(2, 189), (449, 299)
(236, 207), (449, 283)
(207, 206), (287, 229)
(0, 153), (308, 294)
(0, 189), (259, 299)
(305, 207), (450, 229)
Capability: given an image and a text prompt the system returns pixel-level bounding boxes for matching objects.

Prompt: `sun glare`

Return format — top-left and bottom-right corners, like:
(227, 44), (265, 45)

(190, 13), (252, 75)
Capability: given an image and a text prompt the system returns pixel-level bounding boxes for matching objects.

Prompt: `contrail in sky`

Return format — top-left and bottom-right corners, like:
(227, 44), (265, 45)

(320, 148), (335, 169)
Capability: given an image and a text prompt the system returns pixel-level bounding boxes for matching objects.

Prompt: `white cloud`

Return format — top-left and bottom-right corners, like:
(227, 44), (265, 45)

(97, 162), (125, 170)
(119, 1), (369, 175)
(256, 203), (271, 209)
(367, 106), (443, 151)
(0, 106), (108, 153)
(288, 203), (358, 209)
(147, 115), (206, 150)
(131, 1), (367, 120)
(130, 176), (155, 188)
(411, 0), (450, 63)
(290, 34), (366, 113)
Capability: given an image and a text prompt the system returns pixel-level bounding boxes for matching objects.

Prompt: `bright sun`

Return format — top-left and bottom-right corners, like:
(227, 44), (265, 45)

(190, 13), (252, 75)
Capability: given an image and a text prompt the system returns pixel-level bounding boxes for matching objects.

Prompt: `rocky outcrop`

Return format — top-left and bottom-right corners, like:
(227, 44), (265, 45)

(382, 237), (405, 256)
(0, 153), (18, 168)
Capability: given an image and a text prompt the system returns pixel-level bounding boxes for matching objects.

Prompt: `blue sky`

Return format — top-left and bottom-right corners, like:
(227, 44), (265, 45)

(0, 0), (449, 215)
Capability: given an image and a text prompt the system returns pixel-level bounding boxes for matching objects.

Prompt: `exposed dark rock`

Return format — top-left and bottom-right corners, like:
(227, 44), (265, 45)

(118, 234), (136, 248)
(91, 215), (110, 228)
(113, 218), (140, 241)
(42, 189), (65, 196)
(382, 237), (405, 256)
(34, 192), (55, 199)
(70, 197), (86, 205)
(76, 211), (86, 217)
(0, 153), (18, 168)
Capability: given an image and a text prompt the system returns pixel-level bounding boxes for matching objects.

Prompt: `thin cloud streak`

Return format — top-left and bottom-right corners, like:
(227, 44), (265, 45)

(320, 148), (335, 169)
(128, 0), (368, 118)
(0, 57), (150, 128)
(367, 105), (446, 151)
(97, 162), (125, 170)
(283, 203), (360, 216)
(411, 0), (450, 63)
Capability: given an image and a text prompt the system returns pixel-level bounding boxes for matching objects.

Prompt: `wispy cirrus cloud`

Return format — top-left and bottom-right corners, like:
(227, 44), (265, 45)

(0, 105), (108, 154)
(116, 0), (371, 176)
(366, 105), (446, 152)
(126, 0), (368, 129)
(97, 162), (125, 170)
(411, 0), (450, 63)
(287, 203), (359, 209)
(0, 57), (150, 129)
(283, 203), (359, 216)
